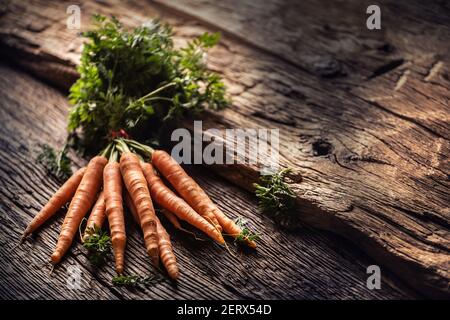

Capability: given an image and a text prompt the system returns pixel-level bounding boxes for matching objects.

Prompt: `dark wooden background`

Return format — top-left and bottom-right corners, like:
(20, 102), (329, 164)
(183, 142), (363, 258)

(0, 0), (449, 299)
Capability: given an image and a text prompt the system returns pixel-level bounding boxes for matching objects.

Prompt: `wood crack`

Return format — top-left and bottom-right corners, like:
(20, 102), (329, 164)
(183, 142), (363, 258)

(356, 96), (448, 141)
(368, 59), (405, 80)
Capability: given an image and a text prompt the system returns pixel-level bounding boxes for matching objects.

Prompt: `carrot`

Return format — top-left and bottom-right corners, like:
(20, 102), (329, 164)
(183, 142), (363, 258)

(160, 209), (205, 241)
(151, 150), (256, 248)
(125, 191), (179, 279)
(120, 152), (159, 267)
(82, 191), (106, 241)
(21, 167), (86, 242)
(155, 215), (179, 279)
(51, 156), (107, 264)
(160, 209), (182, 230)
(124, 191), (139, 224)
(150, 150), (222, 232)
(103, 160), (126, 274)
(141, 162), (224, 244)
(211, 210), (256, 248)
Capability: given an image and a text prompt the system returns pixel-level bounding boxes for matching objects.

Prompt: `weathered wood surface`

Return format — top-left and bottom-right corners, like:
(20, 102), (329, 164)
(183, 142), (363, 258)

(156, 0), (450, 82)
(0, 63), (412, 299)
(0, 0), (449, 297)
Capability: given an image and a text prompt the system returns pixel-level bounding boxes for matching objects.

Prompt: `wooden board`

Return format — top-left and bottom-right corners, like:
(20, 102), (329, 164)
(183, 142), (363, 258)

(0, 62), (411, 299)
(155, 0), (450, 82)
(0, 0), (449, 297)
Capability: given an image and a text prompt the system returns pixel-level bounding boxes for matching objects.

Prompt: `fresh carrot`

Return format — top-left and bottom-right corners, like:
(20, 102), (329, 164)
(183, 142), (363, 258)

(125, 191), (179, 279)
(160, 209), (182, 230)
(51, 156), (107, 264)
(82, 191), (106, 241)
(159, 209), (205, 241)
(212, 211), (256, 248)
(141, 162), (224, 244)
(155, 215), (179, 279)
(21, 167), (86, 242)
(120, 151), (159, 267)
(150, 150), (221, 232)
(124, 191), (139, 224)
(151, 150), (256, 248)
(103, 157), (126, 274)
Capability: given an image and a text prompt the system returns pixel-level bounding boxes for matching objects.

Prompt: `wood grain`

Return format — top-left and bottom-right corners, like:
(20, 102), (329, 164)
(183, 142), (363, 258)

(0, 63), (412, 299)
(155, 0), (450, 83)
(0, 0), (448, 297)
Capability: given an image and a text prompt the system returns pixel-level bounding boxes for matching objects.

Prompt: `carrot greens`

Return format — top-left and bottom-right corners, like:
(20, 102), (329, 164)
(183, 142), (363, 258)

(83, 226), (112, 266)
(37, 144), (72, 181)
(234, 217), (260, 245)
(254, 169), (297, 226)
(112, 274), (163, 287)
(68, 15), (228, 150)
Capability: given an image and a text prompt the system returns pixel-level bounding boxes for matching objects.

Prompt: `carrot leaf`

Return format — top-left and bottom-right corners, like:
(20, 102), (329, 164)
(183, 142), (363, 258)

(112, 274), (163, 287)
(253, 168), (298, 227)
(235, 217), (260, 244)
(36, 144), (72, 181)
(83, 226), (111, 266)
(68, 15), (228, 151)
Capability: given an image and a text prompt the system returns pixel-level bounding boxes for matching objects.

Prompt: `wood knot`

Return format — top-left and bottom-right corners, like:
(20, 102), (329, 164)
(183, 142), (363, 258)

(377, 43), (395, 54)
(311, 57), (345, 78)
(312, 139), (333, 156)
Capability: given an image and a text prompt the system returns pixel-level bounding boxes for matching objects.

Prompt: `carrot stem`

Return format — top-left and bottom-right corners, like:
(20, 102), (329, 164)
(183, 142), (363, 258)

(136, 82), (176, 103)
(123, 139), (154, 156)
(100, 142), (114, 158)
(115, 139), (131, 154)
(109, 145), (119, 163)
(124, 82), (176, 112)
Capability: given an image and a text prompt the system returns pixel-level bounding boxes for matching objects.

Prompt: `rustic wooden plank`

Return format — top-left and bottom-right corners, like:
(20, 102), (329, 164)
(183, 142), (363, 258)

(0, 63), (411, 299)
(1, 0), (448, 297)
(156, 0), (450, 139)
(155, 0), (450, 83)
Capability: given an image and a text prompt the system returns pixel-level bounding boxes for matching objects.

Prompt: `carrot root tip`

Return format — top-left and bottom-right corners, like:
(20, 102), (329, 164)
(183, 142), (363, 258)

(50, 253), (61, 265)
(19, 233), (28, 244)
(49, 264), (55, 276)
(151, 256), (160, 268)
(247, 241), (257, 249)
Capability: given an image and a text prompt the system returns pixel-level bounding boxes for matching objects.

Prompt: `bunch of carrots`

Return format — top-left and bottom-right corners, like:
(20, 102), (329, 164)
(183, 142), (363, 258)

(21, 138), (256, 279)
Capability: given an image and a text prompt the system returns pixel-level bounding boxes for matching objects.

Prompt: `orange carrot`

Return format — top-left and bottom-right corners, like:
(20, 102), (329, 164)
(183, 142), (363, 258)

(160, 209), (182, 230)
(82, 191), (106, 241)
(159, 209), (204, 241)
(155, 215), (179, 280)
(125, 191), (179, 279)
(51, 156), (107, 264)
(212, 211), (256, 248)
(124, 191), (139, 224)
(159, 209), (205, 244)
(103, 161), (126, 274)
(120, 152), (159, 266)
(21, 167), (86, 242)
(150, 150), (221, 231)
(151, 150), (255, 248)
(141, 162), (224, 244)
